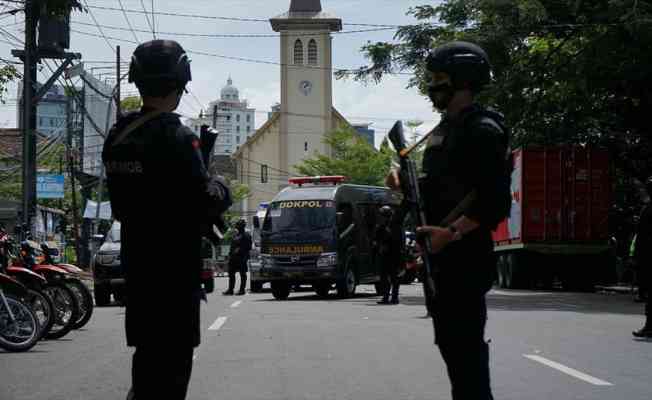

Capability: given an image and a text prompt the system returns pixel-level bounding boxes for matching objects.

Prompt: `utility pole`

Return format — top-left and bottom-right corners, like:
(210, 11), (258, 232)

(66, 96), (81, 266)
(116, 45), (121, 120)
(14, 1), (80, 239)
(21, 0), (37, 238)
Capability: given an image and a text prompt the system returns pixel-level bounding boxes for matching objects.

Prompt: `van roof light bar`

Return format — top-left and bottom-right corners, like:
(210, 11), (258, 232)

(288, 176), (346, 187)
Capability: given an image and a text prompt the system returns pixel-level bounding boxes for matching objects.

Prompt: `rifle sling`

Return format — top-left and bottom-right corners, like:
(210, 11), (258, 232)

(439, 190), (477, 227)
(111, 110), (165, 147)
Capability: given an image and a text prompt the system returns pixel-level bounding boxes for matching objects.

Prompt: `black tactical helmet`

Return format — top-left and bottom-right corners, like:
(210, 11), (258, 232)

(378, 205), (393, 218)
(129, 40), (192, 97)
(426, 41), (491, 91)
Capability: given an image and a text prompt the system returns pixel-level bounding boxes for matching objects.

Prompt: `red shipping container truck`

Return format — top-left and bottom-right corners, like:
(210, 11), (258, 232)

(492, 147), (612, 290)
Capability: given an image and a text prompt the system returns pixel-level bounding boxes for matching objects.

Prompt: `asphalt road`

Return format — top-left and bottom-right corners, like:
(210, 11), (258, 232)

(2, 279), (651, 400)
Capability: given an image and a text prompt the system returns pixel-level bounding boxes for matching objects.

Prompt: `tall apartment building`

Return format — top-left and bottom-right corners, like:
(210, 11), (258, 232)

(188, 77), (256, 155)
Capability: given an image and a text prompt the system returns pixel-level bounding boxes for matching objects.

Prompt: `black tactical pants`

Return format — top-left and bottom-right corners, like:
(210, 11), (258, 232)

(130, 345), (194, 399)
(227, 261), (247, 292)
(379, 257), (400, 300)
(432, 293), (493, 400)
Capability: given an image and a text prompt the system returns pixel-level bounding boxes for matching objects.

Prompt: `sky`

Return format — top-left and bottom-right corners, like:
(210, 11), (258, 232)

(0, 0), (442, 146)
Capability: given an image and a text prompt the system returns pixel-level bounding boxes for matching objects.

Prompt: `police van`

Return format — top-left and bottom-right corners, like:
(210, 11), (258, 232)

(253, 176), (403, 300)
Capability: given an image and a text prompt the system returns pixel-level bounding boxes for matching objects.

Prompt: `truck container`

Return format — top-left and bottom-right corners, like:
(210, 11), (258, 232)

(493, 147), (612, 290)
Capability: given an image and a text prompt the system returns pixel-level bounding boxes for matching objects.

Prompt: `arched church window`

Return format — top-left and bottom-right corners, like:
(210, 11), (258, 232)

(294, 39), (304, 65)
(308, 39), (318, 65)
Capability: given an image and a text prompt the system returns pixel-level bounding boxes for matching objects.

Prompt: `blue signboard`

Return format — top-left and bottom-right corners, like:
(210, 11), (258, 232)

(37, 174), (65, 199)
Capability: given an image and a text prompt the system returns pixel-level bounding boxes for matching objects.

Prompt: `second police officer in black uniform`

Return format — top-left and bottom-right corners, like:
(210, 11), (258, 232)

(103, 40), (230, 400)
(388, 41), (512, 400)
(223, 219), (252, 296)
(374, 205), (401, 304)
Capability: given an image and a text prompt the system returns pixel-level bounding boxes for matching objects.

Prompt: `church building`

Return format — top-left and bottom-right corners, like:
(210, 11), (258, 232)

(232, 0), (353, 219)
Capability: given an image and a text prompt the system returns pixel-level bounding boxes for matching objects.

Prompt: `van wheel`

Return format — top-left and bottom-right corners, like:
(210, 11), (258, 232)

(336, 259), (357, 298)
(271, 282), (290, 300)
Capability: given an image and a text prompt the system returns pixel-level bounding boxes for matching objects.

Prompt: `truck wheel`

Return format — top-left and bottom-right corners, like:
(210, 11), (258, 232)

(271, 282), (290, 300)
(94, 283), (111, 307)
(336, 258), (357, 298)
(313, 283), (330, 298)
(506, 252), (533, 289)
(250, 281), (263, 293)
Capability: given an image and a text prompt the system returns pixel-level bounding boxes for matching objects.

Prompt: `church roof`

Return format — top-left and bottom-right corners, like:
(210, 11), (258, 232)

(270, 0), (342, 32)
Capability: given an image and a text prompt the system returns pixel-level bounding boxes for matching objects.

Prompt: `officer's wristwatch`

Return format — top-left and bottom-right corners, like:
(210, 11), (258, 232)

(447, 225), (463, 242)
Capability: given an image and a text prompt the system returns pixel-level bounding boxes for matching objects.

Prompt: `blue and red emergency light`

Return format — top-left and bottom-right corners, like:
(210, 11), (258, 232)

(288, 176), (346, 186)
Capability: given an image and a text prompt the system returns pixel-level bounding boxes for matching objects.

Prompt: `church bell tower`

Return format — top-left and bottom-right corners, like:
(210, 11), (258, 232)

(271, 0), (342, 174)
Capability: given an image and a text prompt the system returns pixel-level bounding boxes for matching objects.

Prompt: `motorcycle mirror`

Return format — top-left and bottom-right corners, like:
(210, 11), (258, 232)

(252, 216), (260, 229)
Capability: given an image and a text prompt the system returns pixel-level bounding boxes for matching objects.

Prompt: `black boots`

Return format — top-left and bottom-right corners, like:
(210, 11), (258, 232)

(222, 290), (234, 296)
(377, 296), (390, 305)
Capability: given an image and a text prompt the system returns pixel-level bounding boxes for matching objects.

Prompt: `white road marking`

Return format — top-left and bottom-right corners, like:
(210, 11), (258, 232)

(523, 354), (613, 386)
(230, 300), (242, 308)
(208, 316), (228, 331)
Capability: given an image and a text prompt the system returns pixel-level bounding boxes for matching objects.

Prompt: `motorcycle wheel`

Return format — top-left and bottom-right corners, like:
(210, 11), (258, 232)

(42, 282), (79, 340)
(26, 289), (54, 340)
(0, 294), (40, 352)
(66, 279), (94, 329)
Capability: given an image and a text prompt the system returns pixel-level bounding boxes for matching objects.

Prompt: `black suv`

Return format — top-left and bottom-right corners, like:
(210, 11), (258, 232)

(92, 221), (125, 306)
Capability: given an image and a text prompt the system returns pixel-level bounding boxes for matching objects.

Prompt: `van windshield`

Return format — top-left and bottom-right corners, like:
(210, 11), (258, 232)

(262, 200), (335, 233)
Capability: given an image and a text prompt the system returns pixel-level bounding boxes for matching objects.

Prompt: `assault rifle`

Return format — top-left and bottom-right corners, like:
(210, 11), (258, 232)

(200, 125), (231, 245)
(388, 121), (436, 312)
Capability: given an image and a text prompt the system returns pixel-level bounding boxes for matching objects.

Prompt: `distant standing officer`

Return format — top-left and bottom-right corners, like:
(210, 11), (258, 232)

(374, 205), (400, 304)
(224, 219), (252, 296)
(633, 177), (652, 338)
(387, 41), (512, 400)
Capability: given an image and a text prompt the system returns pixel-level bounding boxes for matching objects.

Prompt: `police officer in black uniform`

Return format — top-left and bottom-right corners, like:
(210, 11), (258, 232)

(374, 205), (400, 304)
(388, 41), (511, 400)
(223, 219), (252, 296)
(102, 40), (224, 400)
(633, 177), (652, 338)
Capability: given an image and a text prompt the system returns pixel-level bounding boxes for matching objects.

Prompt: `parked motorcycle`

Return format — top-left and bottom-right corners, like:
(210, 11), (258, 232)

(41, 243), (94, 329)
(8, 241), (80, 340)
(0, 272), (40, 352)
(3, 265), (55, 340)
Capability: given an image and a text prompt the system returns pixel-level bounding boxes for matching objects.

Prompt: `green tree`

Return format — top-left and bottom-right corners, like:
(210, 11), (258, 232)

(295, 127), (393, 186)
(121, 96), (142, 112)
(0, 65), (19, 103)
(340, 1), (652, 175)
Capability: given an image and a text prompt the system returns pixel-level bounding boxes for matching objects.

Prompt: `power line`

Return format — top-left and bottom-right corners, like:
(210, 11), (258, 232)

(82, 0), (115, 53)
(85, 4), (404, 28)
(116, 0), (139, 43)
(70, 20), (396, 38)
(139, 0), (154, 39)
(69, 28), (411, 76)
